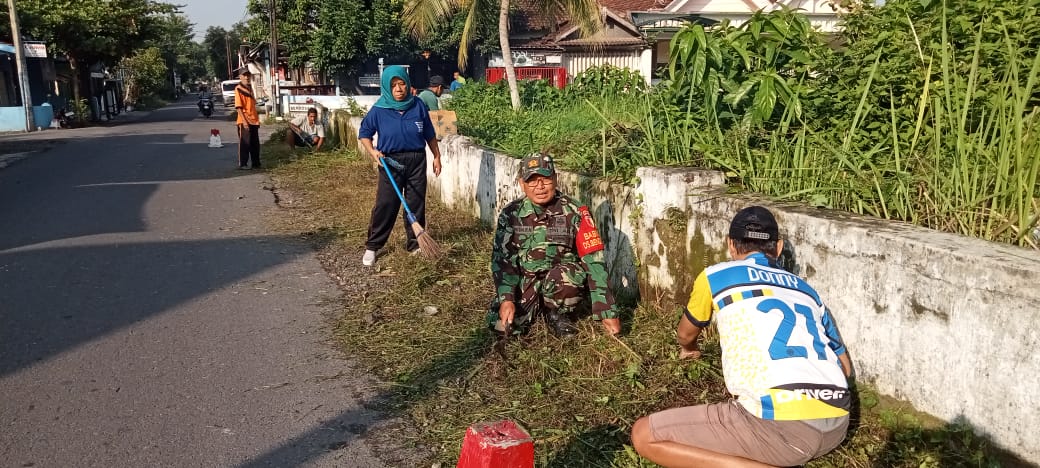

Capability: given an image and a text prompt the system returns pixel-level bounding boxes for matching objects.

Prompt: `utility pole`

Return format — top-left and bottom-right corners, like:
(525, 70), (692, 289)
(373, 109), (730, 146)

(269, 0), (281, 118)
(7, 0), (35, 132)
(225, 32), (232, 80)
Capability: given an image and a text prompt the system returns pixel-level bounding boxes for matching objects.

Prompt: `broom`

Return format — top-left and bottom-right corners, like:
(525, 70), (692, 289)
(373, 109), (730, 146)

(379, 157), (443, 259)
(289, 125), (315, 152)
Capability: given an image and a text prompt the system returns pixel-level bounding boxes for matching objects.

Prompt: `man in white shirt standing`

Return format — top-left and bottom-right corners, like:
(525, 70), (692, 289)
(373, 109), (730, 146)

(287, 107), (326, 152)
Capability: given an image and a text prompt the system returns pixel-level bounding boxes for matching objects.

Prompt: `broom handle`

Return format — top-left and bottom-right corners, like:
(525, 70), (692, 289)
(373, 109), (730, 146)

(379, 157), (420, 226)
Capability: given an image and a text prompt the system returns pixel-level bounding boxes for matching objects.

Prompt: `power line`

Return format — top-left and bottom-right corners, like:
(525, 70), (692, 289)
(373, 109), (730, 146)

(237, 4), (249, 26)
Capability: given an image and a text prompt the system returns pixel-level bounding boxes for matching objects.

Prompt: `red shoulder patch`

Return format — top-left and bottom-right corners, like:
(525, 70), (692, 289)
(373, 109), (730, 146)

(576, 205), (604, 256)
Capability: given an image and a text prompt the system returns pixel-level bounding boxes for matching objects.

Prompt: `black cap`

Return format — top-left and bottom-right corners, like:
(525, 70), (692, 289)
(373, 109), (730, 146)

(429, 75), (445, 87)
(729, 206), (780, 241)
(519, 153), (556, 181)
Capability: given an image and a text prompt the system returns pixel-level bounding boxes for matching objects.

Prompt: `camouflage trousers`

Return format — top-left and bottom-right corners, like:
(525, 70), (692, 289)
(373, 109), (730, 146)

(487, 262), (587, 334)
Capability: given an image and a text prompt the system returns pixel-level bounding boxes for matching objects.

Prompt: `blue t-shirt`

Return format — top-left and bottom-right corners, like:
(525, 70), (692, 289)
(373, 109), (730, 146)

(358, 103), (436, 153)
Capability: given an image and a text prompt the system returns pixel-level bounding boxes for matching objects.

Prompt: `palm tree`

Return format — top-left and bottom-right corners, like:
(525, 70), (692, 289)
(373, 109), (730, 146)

(404, 0), (602, 109)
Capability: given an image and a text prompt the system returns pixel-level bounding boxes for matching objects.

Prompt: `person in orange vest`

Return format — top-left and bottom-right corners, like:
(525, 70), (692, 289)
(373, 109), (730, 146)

(235, 70), (261, 169)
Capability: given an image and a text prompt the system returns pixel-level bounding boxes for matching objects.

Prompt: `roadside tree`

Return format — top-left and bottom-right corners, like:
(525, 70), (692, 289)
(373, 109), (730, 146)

(150, 13), (205, 92)
(14, 0), (175, 118)
(120, 47), (167, 105)
(404, 0), (602, 109)
(202, 23), (250, 81)
(243, 0), (412, 81)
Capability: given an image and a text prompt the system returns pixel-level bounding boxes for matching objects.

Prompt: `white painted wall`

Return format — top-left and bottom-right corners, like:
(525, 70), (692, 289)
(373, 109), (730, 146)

(668, 0), (836, 13)
(639, 49), (654, 83)
(666, 0), (842, 31)
(281, 95), (379, 117)
(564, 50), (653, 83)
(408, 132), (1040, 463)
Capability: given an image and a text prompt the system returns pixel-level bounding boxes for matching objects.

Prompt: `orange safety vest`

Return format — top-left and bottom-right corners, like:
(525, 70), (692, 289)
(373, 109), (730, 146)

(234, 84), (259, 125)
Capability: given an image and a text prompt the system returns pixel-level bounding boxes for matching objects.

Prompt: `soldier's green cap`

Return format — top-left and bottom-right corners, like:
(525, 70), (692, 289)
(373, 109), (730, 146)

(519, 154), (556, 181)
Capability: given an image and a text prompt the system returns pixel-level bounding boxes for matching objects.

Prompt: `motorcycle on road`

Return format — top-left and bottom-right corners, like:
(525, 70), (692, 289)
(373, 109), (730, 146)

(199, 98), (214, 118)
(57, 108), (77, 128)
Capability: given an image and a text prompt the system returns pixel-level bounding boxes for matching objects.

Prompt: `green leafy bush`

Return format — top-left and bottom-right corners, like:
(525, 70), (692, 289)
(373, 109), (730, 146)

(569, 64), (647, 98)
(120, 47), (169, 106)
(667, 7), (825, 127)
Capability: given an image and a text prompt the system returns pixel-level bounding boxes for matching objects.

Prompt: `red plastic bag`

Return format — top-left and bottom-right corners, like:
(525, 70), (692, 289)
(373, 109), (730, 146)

(456, 420), (534, 468)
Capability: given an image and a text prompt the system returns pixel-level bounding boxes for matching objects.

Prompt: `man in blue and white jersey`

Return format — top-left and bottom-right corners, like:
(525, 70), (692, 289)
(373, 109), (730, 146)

(632, 206), (853, 467)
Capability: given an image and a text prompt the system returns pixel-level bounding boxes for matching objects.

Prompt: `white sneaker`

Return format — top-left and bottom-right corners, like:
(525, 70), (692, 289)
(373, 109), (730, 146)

(362, 249), (377, 266)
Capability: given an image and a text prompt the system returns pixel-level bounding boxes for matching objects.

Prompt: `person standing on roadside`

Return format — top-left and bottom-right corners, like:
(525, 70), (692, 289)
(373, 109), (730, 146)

(235, 70), (261, 170)
(418, 75), (445, 110)
(630, 206), (853, 468)
(357, 65), (442, 266)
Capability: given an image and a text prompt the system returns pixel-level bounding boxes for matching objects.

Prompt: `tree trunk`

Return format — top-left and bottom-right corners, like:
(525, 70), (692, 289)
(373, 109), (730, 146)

(498, 0), (520, 110)
(69, 55), (84, 123)
(124, 77), (137, 107)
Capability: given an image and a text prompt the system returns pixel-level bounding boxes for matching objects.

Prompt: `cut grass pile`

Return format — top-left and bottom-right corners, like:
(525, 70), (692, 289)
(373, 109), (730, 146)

(261, 135), (1016, 468)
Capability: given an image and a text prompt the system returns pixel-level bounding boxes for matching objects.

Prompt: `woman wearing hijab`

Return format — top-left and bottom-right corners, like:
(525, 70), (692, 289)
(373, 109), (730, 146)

(358, 66), (443, 266)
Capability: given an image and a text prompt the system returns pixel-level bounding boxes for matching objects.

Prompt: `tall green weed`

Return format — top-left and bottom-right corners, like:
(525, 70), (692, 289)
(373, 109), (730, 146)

(446, 0), (1040, 247)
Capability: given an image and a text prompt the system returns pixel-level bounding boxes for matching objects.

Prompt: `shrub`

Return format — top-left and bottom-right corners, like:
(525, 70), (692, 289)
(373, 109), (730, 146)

(568, 64), (647, 99)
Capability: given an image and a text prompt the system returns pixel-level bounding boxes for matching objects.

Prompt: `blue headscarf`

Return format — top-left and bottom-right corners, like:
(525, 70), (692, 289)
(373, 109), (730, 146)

(373, 65), (415, 111)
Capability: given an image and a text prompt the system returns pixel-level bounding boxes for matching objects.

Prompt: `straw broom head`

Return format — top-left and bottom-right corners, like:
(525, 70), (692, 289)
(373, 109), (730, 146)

(410, 222), (443, 259)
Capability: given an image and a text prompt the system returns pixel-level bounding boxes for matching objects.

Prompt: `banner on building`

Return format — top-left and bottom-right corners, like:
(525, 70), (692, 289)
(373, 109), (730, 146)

(288, 102), (314, 118)
(23, 42), (47, 58)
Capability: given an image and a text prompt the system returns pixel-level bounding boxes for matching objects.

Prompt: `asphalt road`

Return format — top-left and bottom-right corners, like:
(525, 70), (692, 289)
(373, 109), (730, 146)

(0, 100), (397, 467)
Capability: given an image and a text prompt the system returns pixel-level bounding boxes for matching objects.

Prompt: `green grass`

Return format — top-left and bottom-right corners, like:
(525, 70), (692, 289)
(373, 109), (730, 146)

(261, 133), (1020, 468)
(450, 77), (1039, 249)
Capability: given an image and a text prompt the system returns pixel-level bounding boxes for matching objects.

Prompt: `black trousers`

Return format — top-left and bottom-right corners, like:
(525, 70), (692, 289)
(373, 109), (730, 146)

(367, 151), (427, 252)
(238, 124), (260, 167)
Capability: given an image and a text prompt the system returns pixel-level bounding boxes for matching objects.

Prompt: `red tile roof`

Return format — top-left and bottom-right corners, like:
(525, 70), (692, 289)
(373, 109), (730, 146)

(512, 0), (666, 33)
(508, 0), (665, 49)
(511, 0), (562, 32)
(599, 0), (668, 17)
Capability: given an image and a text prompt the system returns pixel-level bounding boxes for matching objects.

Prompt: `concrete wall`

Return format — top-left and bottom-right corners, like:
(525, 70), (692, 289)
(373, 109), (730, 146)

(417, 132), (1040, 463)
(1, 105), (65, 132)
(281, 95), (379, 117)
(0, 106), (26, 132)
(564, 50), (654, 84)
(665, 0), (842, 32)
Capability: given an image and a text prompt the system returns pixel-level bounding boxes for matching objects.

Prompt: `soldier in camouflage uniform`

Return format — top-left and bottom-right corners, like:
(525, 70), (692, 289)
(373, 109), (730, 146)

(489, 154), (622, 337)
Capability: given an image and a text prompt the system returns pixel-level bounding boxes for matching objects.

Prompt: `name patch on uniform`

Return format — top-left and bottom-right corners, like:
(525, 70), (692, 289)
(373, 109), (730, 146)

(576, 205), (604, 256)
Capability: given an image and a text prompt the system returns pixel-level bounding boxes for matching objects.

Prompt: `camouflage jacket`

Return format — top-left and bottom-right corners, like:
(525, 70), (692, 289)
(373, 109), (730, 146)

(492, 191), (618, 319)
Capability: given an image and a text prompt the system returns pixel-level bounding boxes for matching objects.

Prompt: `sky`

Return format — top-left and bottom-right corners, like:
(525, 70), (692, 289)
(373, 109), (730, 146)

(179, 0), (250, 41)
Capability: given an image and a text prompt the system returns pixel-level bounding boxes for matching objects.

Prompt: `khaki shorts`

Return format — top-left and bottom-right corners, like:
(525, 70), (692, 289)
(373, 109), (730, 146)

(647, 401), (848, 466)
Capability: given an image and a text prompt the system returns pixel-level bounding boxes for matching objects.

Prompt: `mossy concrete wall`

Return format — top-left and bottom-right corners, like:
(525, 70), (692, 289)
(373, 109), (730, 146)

(418, 133), (1040, 463)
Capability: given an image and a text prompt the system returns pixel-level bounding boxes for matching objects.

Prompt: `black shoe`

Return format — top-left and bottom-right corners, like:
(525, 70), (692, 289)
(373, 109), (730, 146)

(546, 312), (578, 338)
(251, 164), (262, 169)
(238, 165), (250, 170)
